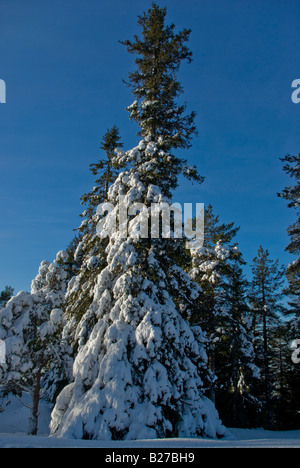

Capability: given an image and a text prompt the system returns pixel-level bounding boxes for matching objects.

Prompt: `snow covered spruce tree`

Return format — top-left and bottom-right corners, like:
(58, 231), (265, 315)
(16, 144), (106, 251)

(0, 252), (72, 435)
(50, 4), (226, 440)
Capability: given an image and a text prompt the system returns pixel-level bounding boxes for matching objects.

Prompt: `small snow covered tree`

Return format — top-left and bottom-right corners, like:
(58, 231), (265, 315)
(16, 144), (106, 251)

(50, 4), (226, 440)
(0, 252), (72, 435)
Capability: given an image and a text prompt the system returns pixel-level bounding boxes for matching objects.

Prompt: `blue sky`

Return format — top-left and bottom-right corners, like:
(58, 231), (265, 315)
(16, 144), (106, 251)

(0, 0), (299, 293)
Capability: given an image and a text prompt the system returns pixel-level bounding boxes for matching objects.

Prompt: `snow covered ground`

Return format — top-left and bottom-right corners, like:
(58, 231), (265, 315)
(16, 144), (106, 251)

(0, 395), (299, 447)
(0, 428), (300, 448)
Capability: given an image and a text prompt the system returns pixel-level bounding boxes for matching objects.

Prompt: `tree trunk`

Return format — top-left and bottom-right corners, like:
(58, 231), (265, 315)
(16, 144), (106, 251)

(208, 350), (216, 404)
(28, 369), (42, 436)
(262, 308), (272, 428)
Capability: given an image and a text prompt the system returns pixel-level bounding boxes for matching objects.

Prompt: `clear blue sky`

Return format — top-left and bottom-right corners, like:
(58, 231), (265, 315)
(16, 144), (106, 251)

(0, 0), (300, 293)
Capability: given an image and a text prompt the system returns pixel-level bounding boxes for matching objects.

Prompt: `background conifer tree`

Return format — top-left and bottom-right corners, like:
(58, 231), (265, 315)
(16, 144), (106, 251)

(0, 286), (14, 309)
(189, 205), (259, 425)
(278, 153), (300, 320)
(215, 264), (260, 427)
(189, 205), (241, 384)
(276, 152), (300, 429)
(249, 246), (285, 428)
(64, 127), (124, 349)
(81, 125), (124, 217)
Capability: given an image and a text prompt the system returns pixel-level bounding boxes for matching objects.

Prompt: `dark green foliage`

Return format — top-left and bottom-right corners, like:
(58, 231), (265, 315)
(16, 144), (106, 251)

(120, 3), (203, 200)
(0, 286), (14, 309)
(189, 206), (260, 426)
(278, 153), (300, 211)
(189, 204), (242, 328)
(65, 127), (124, 326)
(268, 323), (300, 429)
(215, 264), (261, 427)
(121, 3), (196, 150)
(249, 246), (286, 428)
(274, 152), (300, 429)
(80, 125), (124, 219)
(278, 153), (300, 315)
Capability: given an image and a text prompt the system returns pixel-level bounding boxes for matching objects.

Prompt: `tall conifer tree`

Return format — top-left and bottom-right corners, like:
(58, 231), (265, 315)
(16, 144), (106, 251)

(50, 4), (226, 440)
(277, 152), (300, 428)
(215, 264), (260, 427)
(190, 205), (259, 424)
(249, 246), (285, 428)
